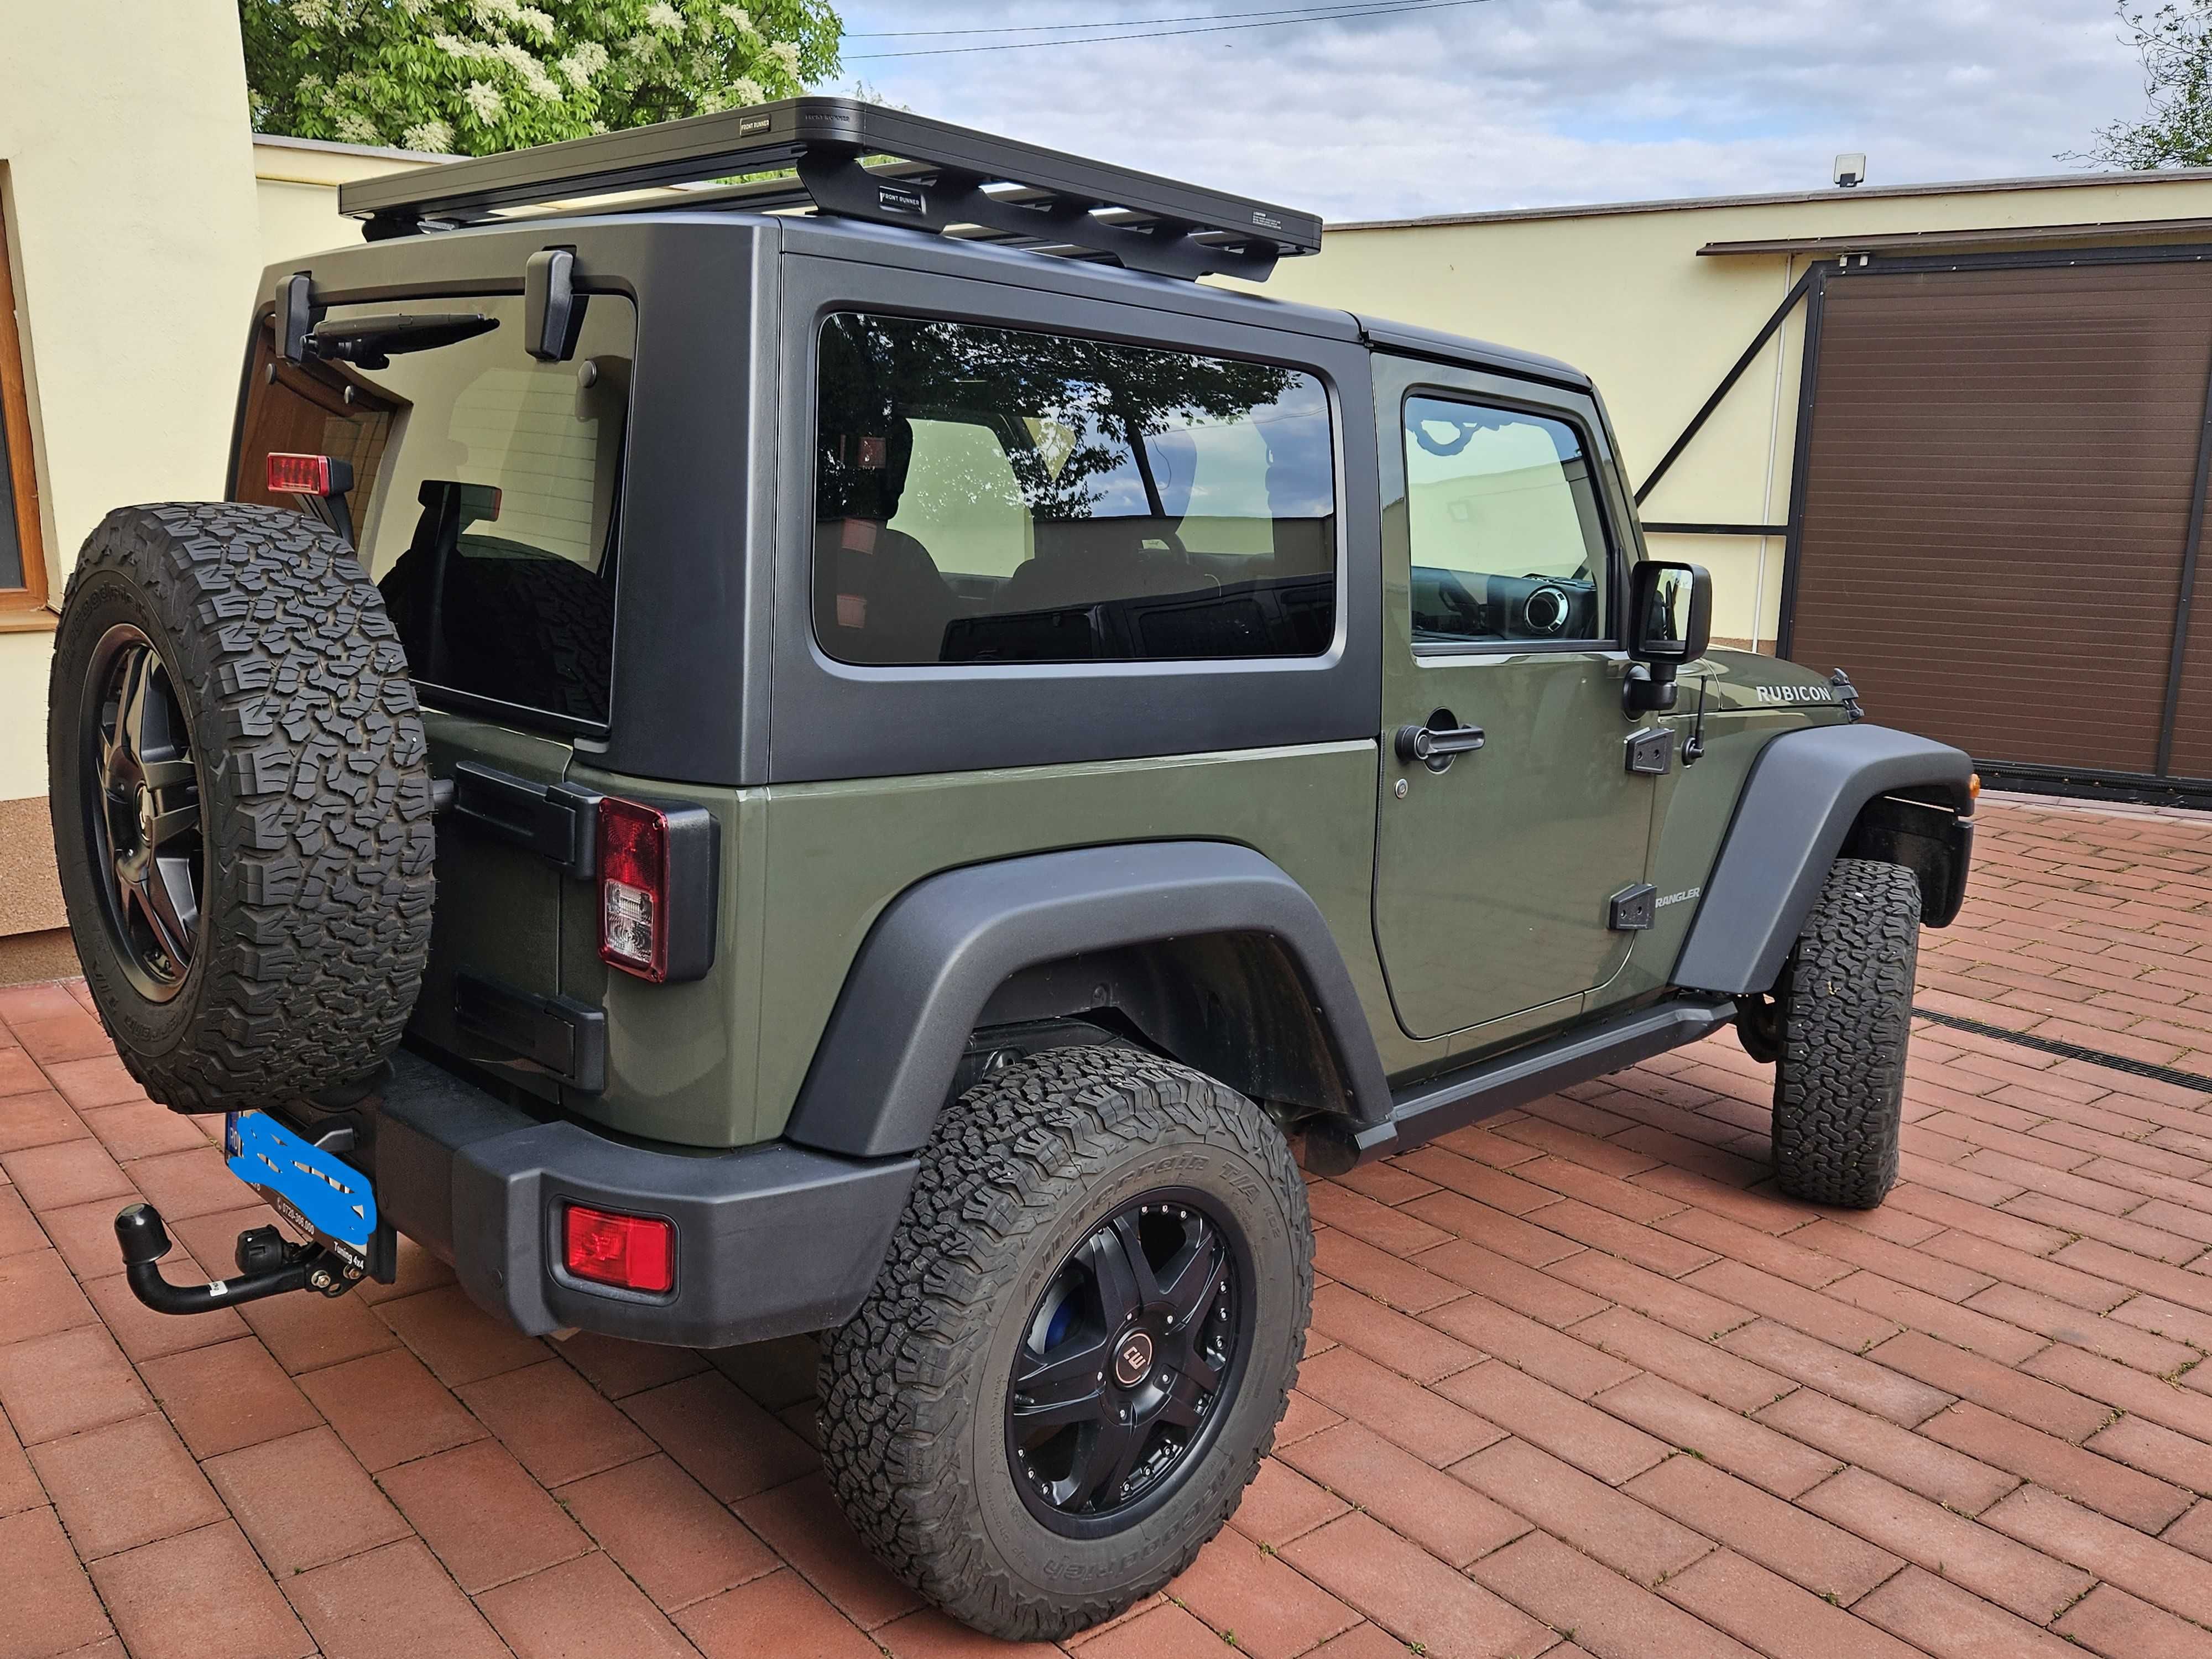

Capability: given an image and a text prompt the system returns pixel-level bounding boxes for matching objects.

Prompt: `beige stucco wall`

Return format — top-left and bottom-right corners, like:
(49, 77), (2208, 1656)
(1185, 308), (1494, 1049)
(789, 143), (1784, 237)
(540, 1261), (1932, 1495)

(0, 2), (264, 806)
(253, 134), (444, 268)
(1257, 172), (2212, 649)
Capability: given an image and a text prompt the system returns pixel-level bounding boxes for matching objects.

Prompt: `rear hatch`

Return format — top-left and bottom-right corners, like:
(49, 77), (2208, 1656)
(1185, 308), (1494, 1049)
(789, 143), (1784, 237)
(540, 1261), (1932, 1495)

(232, 288), (637, 1103)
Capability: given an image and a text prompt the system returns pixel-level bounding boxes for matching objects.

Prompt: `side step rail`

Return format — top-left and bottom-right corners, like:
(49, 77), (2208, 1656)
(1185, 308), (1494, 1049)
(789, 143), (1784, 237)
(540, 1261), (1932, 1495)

(1307, 996), (1736, 1172)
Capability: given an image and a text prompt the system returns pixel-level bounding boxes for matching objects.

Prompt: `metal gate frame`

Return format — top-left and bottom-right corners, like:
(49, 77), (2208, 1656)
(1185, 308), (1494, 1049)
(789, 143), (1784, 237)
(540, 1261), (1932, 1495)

(1772, 244), (2212, 796)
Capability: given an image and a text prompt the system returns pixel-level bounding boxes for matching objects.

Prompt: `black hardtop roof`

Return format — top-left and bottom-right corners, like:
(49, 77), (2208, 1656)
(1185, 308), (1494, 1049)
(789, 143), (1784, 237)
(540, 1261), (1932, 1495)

(279, 204), (1593, 399)
(339, 96), (1319, 285)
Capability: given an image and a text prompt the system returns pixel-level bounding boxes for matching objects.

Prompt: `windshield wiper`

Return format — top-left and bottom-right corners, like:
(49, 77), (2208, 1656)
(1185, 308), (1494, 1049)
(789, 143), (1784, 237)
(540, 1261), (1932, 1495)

(307, 312), (498, 369)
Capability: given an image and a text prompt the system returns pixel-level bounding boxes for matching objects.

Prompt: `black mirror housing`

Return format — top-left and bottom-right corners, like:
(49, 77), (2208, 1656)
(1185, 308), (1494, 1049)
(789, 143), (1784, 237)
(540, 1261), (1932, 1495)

(1624, 560), (1712, 712)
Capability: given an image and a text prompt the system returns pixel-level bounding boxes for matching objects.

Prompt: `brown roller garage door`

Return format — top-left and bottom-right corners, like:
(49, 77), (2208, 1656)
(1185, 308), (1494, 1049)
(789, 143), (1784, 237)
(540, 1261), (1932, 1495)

(1785, 259), (2212, 783)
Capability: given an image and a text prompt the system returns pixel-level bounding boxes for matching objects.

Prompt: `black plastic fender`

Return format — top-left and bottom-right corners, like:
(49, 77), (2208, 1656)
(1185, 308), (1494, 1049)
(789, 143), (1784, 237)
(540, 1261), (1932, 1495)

(781, 842), (1394, 1159)
(1671, 722), (1973, 997)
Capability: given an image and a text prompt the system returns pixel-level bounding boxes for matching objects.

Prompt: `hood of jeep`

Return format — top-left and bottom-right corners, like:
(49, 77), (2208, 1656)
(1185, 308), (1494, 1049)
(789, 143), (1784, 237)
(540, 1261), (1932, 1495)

(1693, 649), (1853, 721)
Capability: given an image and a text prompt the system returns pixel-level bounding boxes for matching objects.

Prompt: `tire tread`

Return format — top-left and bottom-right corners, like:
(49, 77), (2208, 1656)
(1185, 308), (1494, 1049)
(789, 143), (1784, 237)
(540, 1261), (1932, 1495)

(49, 503), (434, 1112)
(1771, 857), (1921, 1208)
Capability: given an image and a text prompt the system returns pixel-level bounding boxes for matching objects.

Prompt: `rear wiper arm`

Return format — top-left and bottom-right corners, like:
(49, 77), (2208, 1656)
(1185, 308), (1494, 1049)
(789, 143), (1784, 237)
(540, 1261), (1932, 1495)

(307, 312), (497, 369)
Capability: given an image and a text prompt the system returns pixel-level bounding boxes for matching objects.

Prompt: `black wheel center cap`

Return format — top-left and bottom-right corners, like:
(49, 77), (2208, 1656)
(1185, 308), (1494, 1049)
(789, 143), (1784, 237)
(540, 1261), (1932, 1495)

(1113, 1329), (1154, 1388)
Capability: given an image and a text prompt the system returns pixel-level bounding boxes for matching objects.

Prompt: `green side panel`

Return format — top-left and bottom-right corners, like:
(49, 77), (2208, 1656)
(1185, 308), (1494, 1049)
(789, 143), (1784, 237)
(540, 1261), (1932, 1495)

(419, 713), (572, 1105)
(1373, 648), (1657, 1038)
(1593, 649), (1849, 1010)
(1439, 990), (1590, 1070)
(750, 741), (1426, 1145)
(559, 764), (769, 1149)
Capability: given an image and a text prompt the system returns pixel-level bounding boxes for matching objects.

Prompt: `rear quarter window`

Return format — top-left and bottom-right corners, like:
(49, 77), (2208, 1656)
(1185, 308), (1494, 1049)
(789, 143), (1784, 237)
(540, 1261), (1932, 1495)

(811, 311), (1337, 667)
(233, 292), (636, 727)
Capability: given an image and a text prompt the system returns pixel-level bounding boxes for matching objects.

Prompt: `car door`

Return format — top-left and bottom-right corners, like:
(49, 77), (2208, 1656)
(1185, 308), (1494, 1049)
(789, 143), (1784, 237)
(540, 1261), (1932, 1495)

(231, 292), (636, 1104)
(1370, 354), (1657, 1040)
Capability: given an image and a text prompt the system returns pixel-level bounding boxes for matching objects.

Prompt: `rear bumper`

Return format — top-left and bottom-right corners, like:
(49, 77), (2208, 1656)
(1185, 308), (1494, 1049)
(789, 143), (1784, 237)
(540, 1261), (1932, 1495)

(365, 1048), (917, 1346)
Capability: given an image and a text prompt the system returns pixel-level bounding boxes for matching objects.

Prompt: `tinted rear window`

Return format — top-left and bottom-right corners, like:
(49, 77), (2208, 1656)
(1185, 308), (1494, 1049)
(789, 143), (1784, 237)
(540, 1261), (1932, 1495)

(234, 293), (635, 726)
(812, 312), (1336, 666)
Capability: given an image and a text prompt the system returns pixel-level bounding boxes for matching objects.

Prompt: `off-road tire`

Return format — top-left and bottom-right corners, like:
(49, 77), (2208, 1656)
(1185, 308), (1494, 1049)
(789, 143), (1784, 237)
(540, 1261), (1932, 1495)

(48, 504), (435, 1113)
(1771, 857), (1921, 1208)
(818, 1046), (1312, 1641)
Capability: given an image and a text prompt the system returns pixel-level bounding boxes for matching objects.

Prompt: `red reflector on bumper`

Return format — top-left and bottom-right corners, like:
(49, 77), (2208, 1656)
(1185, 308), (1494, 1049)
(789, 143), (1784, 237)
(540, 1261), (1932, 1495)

(563, 1204), (674, 1293)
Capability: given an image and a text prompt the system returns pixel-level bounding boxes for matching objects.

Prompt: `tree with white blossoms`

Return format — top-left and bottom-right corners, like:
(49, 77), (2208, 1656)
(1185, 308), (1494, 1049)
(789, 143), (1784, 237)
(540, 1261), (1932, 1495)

(241, 0), (842, 155)
(2078, 1), (2212, 167)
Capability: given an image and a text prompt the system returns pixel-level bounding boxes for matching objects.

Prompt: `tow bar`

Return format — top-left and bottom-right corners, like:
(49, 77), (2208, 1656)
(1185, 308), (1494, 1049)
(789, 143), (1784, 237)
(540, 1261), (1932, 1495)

(113, 1203), (353, 1314)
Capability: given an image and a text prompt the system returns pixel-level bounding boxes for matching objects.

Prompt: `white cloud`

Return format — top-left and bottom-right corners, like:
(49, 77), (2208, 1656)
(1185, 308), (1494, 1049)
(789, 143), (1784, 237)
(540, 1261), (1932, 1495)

(831, 0), (2148, 220)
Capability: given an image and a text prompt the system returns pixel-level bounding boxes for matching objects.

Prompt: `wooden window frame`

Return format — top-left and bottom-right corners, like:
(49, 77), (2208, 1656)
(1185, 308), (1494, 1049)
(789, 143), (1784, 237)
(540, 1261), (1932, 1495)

(0, 190), (49, 624)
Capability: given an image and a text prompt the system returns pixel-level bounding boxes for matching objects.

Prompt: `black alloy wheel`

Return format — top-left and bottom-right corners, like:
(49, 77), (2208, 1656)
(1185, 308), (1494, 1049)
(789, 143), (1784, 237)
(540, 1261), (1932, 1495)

(1005, 1189), (1250, 1535)
(82, 624), (202, 1001)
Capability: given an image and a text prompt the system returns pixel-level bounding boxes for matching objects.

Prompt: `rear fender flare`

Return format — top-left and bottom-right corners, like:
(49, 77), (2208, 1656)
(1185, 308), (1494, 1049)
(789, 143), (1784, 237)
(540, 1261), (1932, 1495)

(1672, 722), (1973, 997)
(780, 842), (1392, 1159)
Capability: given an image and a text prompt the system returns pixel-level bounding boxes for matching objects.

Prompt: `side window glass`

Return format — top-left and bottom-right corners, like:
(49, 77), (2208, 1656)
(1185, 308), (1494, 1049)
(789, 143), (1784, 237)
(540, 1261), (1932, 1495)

(1402, 395), (1610, 646)
(812, 312), (1337, 666)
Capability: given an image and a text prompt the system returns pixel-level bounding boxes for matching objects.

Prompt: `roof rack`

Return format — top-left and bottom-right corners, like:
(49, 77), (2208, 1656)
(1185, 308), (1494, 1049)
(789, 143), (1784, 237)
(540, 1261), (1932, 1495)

(341, 97), (1321, 283)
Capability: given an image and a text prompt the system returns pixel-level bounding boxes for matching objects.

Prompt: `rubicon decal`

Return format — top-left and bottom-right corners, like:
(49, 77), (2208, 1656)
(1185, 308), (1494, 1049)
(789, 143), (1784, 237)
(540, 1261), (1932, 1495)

(1755, 684), (1835, 704)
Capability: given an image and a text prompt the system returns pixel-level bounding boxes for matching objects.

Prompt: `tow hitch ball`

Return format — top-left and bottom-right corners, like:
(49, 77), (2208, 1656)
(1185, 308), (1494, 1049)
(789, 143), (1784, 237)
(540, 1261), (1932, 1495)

(113, 1203), (353, 1315)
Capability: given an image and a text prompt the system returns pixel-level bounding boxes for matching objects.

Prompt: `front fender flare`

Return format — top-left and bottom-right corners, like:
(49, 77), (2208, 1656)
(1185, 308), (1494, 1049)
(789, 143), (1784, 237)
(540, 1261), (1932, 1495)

(1672, 722), (1972, 997)
(781, 842), (1392, 1159)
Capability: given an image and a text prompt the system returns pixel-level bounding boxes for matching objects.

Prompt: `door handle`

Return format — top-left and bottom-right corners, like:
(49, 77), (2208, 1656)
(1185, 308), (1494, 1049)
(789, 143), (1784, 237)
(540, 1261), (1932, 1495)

(1395, 721), (1486, 766)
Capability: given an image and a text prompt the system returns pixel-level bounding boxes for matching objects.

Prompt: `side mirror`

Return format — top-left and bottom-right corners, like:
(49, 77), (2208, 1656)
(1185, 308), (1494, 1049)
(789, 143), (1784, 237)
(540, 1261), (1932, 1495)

(1624, 560), (1712, 713)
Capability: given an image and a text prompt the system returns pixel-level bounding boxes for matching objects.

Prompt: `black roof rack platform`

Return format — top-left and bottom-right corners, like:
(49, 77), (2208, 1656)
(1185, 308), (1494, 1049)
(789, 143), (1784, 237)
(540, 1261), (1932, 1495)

(340, 97), (1321, 283)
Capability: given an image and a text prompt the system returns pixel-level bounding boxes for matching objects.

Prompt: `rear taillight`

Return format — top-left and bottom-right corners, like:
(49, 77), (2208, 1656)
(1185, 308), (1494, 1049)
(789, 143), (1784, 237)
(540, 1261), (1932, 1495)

(598, 796), (670, 982)
(563, 1203), (674, 1293)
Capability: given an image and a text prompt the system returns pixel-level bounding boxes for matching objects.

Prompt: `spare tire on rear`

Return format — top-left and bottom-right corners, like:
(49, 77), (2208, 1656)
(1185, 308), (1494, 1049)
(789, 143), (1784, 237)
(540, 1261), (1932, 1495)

(46, 503), (435, 1114)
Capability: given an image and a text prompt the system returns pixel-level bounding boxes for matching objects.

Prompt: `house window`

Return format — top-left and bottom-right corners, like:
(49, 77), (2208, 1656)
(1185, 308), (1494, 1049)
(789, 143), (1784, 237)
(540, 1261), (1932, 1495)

(0, 207), (44, 613)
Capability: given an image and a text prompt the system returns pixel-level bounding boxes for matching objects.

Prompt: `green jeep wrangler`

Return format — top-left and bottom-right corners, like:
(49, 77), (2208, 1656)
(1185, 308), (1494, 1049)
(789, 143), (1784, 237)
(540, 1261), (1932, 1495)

(45, 100), (1973, 1640)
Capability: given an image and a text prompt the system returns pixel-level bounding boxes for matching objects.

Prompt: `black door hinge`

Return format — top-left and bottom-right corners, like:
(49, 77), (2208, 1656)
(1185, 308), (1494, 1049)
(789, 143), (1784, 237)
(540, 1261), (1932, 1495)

(1609, 883), (1657, 931)
(1624, 728), (1675, 776)
(446, 763), (603, 879)
(453, 971), (607, 1094)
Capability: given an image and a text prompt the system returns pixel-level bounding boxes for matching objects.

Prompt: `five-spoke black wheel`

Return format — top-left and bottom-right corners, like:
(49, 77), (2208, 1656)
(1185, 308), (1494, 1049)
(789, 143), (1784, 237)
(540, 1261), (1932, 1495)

(82, 625), (202, 1001)
(820, 1045), (1312, 1642)
(1007, 1191), (1249, 1532)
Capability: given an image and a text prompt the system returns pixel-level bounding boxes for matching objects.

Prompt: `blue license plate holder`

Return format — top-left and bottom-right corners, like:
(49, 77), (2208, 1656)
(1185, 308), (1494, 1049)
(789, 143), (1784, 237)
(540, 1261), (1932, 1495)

(223, 1110), (378, 1273)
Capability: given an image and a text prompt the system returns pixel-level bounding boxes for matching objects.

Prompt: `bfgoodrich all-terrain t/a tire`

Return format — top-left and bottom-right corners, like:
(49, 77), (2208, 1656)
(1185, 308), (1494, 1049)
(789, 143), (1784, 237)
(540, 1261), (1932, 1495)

(818, 1046), (1313, 1641)
(47, 504), (435, 1114)
(1771, 857), (1923, 1209)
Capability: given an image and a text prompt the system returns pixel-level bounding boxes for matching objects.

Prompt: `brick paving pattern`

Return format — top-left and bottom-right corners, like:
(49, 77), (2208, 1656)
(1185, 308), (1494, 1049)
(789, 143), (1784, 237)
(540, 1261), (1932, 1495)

(13, 794), (2212, 1656)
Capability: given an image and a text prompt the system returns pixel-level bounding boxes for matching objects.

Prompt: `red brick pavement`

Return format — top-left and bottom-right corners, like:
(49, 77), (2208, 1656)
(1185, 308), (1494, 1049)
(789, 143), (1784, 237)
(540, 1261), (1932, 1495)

(13, 794), (2212, 1656)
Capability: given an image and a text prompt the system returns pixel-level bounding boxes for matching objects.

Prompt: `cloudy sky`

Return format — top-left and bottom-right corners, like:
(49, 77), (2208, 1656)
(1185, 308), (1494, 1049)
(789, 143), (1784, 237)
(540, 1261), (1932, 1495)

(823, 0), (2152, 222)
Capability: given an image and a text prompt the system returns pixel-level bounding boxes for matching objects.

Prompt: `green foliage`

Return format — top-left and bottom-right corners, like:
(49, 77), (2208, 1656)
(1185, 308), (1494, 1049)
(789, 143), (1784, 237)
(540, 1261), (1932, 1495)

(2079, 1), (2212, 167)
(240, 0), (841, 155)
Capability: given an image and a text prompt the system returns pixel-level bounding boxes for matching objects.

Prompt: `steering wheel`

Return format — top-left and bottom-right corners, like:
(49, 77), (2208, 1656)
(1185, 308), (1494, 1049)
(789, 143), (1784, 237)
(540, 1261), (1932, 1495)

(1433, 571), (1486, 630)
